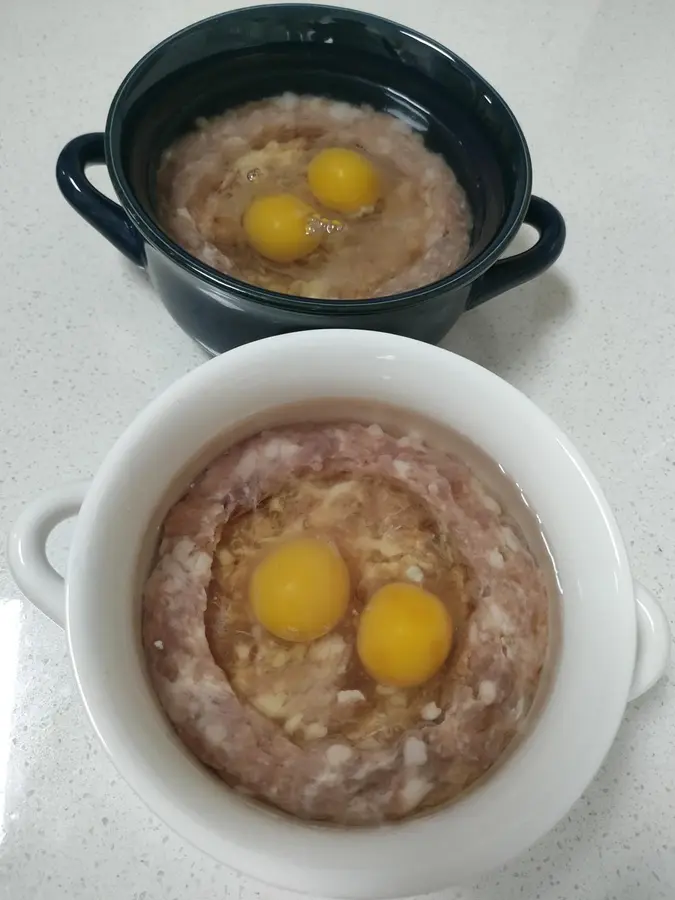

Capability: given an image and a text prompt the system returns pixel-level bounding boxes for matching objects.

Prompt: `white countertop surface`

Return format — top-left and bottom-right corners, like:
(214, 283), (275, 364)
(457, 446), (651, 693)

(2, 0), (674, 897)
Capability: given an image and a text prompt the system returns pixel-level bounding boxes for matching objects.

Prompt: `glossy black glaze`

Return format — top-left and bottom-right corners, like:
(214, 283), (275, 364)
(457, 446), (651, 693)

(57, 134), (145, 266)
(56, 4), (566, 353)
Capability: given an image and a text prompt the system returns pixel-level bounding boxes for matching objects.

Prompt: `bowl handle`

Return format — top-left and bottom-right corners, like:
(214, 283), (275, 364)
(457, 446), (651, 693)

(629, 581), (670, 701)
(7, 482), (89, 628)
(56, 133), (145, 267)
(466, 196), (566, 309)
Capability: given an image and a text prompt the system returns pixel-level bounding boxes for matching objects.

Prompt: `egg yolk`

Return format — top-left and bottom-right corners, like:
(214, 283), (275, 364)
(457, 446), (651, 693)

(249, 537), (350, 642)
(307, 147), (380, 215)
(357, 582), (452, 687)
(243, 193), (321, 263)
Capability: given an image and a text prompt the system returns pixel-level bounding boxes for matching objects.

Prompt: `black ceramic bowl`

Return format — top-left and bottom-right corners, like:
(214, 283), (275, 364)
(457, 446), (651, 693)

(57, 4), (565, 354)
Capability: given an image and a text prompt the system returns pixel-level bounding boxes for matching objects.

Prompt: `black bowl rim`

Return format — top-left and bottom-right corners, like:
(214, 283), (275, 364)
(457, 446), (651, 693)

(105, 3), (532, 314)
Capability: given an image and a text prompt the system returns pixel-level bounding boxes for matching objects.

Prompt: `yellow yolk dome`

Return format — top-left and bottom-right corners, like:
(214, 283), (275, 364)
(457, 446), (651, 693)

(243, 193), (321, 263)
(249, 537), (350, 642)
(357, 582), (453, 687)
(307, 147), (380, 215)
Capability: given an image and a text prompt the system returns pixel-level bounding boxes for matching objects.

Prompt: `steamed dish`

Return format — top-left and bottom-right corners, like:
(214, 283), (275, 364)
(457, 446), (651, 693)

(156, 94), (472, 299)
(142, 416), (551, 825)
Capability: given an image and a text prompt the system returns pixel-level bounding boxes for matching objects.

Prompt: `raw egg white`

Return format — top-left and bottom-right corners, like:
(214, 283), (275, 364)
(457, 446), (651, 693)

(249, 537), (350, 642)
(357, 582), (453, 687)
(243, 193), (321, 263)
(307, 147), (380, 215)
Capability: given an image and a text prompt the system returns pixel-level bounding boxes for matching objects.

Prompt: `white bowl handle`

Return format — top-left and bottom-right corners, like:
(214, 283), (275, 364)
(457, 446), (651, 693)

(7, 481), (89, 628)
(629, 580), (670, 701)
(7, 486), (670, 701)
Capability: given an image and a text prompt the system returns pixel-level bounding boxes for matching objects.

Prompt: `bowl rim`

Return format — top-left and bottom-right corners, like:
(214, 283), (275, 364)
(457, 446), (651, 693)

(65, 331), (635, 898)
(104, 3), (532, 314)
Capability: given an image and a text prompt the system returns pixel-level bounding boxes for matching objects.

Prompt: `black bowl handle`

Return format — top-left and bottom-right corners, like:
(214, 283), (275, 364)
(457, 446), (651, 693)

(466, 196), (565, 309)
(56, 133), (145, 267)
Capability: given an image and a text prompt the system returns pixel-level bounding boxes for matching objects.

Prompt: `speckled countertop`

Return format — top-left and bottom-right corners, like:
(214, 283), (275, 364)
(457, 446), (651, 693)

(1, 0), (674, 897)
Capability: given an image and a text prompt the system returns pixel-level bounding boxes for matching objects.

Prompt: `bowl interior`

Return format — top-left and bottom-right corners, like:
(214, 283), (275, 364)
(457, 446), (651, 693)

(109, 5), (530, 275)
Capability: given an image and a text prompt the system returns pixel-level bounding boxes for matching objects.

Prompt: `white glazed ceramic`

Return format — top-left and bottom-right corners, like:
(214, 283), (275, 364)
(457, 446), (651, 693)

(8, 330), (669, 899)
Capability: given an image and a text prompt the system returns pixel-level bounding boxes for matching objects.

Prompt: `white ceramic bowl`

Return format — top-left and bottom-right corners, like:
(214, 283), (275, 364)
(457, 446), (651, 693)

(8, 330), (669, 898)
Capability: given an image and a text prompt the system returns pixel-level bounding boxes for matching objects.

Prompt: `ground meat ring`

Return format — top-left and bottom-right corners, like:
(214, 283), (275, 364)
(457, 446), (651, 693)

(156, 94), (471, 300)
(142, 423), (549, 824)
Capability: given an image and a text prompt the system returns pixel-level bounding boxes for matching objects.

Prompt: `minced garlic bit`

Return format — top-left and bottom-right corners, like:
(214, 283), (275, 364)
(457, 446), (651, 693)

(304, 722), (328, 740)
(284, 713), (304, 735)
(406, 565), (424, 583)
(421, 701), (442, 721)
(337, 689), (366, 704)
(326, 744), (353, 766)
(153, 640), (164, 651)
(253, 692), (287, 717)
(478, 680), (497, 705)
(399, 776), (431, 812)
(488, 548), (505, 569)
(403, 736), (427, 767)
